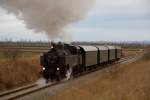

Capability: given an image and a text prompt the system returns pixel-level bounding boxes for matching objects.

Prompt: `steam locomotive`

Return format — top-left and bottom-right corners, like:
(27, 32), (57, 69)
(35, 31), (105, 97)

(40, 42), (122, 82)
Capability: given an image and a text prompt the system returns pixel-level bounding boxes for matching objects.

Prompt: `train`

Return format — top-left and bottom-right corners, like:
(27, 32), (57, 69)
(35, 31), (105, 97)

(40, 42), (122, 82)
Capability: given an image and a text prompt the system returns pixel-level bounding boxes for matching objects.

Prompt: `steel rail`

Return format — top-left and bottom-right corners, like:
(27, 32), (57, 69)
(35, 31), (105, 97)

(0, 84), (37, 97)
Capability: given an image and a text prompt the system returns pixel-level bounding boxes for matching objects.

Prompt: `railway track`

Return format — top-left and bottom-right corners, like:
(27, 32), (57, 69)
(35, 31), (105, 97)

(0, 56), (139, 100)
(0, 82), (60, 100)
(74, 55), (139, 78)
(0, 84), (38, 100)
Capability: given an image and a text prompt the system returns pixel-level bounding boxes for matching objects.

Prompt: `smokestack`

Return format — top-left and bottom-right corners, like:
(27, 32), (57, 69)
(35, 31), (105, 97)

(0, 0), (95, 40)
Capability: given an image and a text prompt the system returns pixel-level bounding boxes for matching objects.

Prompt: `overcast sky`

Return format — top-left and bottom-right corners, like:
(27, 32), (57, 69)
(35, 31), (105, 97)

(0, 0), (150, 42)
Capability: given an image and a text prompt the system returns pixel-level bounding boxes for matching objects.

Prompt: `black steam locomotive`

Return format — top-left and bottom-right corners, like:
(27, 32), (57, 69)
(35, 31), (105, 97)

(40, 42), (122, 82)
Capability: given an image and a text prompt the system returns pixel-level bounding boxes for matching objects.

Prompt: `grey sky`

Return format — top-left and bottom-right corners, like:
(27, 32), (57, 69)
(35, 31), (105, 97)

(0, 0), (149, 42)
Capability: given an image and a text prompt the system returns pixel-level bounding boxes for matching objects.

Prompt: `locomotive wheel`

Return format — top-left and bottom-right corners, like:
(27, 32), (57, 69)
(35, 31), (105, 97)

(65, 66), (73, 80)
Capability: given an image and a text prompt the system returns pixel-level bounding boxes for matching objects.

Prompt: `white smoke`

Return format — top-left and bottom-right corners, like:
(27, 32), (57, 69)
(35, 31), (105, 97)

(0, 0), (95, 40)
(36, 78), (47, 86)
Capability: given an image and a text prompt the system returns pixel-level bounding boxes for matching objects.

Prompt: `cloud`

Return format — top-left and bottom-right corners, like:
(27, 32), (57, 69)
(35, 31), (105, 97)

(67, 27), (150, 41)
(0, 0), (149, 41)
(68, 0), (150, 41)
(89, 0), (150, 16)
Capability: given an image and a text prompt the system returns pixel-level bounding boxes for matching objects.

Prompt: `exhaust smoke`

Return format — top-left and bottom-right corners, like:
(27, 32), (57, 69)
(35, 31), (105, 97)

(0, 0), (95, 40)
(36, 78), (47, 86)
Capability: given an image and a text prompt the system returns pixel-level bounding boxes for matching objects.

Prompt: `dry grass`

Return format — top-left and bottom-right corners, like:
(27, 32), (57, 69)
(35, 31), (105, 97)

(122, 49), (143, 58)
(48, 52), (150, 100)
(141, 48), (150, 61)
(0, 51), (41, 92)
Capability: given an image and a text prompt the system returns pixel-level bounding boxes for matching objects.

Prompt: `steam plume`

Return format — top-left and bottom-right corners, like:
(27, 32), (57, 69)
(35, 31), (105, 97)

(0, 0), (95, 40)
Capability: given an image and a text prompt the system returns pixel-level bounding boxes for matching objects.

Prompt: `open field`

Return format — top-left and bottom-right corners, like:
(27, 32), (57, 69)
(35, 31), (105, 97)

(45, 52), (150, 100)
(0, 47), (144, 93)
(122, 49), (143, 58)
(0, 47), (49, 53)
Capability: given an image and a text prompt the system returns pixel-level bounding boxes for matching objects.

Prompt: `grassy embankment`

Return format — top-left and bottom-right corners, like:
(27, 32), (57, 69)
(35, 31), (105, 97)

(48, 50), (150, 100)
(0, 51), (41, 92)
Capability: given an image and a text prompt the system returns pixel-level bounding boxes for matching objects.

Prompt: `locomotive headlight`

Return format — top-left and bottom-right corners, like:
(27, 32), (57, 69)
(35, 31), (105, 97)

(51, 46), (53, 49)
(43, 67), (45, 70)
(57, 68), (60, 71)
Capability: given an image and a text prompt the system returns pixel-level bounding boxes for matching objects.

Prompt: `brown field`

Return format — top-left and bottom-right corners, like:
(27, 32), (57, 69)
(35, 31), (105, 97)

(0, 51), (41, 92)
(47, 52), (150, 100)
(0, 48), (143, 93)
(122, 49), (143, 58)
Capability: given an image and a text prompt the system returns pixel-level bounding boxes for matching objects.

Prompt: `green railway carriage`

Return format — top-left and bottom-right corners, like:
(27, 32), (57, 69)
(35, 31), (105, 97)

(106, 46), (116, 61)
(79, 45), (98, 67)
(96, 46), (109, 64)
(115, 46), (122, 59)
